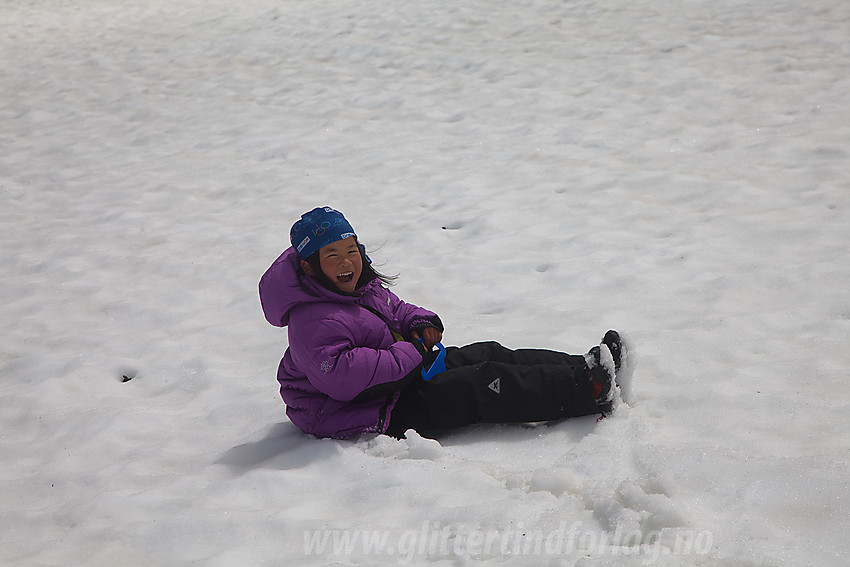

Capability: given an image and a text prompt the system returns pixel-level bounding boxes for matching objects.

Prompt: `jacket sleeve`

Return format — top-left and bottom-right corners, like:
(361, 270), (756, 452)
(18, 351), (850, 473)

(384, 288), (444, 340)
(289, 312), (424, 402)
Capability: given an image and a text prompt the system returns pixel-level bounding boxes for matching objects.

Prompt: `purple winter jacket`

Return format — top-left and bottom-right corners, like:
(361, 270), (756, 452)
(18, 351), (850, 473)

(259, 247), (442, 439)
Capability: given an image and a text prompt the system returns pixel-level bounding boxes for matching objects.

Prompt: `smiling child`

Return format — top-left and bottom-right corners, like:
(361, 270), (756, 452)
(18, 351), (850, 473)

(260, 207), (625, 439)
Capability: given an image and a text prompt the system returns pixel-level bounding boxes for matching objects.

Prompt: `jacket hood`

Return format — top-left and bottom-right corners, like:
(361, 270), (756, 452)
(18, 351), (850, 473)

(259, 246), (366, 327)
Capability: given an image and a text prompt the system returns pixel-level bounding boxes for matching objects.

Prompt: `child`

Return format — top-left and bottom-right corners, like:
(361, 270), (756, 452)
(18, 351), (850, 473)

(259, 207), (625, 440)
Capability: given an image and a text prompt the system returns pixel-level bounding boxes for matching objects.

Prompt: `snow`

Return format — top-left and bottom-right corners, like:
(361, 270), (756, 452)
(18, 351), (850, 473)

(2, 0), (849, 565)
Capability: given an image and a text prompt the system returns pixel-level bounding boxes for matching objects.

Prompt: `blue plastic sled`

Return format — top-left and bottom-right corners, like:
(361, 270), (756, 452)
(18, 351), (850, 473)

(420, 342), (447, 380)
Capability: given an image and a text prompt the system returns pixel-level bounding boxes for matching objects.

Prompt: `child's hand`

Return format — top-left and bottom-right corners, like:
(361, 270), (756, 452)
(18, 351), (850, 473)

(412, 327), (443, 350)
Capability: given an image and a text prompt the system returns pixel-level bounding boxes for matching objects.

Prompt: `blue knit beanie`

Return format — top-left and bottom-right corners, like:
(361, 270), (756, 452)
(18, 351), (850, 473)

(290, 207), (357, 260)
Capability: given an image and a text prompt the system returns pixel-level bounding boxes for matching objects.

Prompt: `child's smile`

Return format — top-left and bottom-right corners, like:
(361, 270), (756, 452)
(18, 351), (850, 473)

(317, 236), (363, 293)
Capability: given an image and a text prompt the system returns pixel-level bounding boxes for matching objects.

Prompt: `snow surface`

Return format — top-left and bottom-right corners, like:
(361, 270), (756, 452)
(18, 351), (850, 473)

(2, 0), (849, 565)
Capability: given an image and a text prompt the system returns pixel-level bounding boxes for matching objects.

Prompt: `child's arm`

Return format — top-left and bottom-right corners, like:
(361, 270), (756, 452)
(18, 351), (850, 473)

(289, 313), (423, 402)
(382, 288), (444, 346)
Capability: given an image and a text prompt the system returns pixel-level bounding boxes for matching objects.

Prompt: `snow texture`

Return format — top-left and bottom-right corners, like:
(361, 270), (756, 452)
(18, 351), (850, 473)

(2, 0), (849, 565)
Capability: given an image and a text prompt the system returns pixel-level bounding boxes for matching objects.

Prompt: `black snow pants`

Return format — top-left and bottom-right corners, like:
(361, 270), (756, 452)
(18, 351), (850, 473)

(385, 341), (599, 438)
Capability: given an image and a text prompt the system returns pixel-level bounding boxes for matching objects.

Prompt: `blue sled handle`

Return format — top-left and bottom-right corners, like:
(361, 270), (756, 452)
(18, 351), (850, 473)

(420, 342), (446, 380)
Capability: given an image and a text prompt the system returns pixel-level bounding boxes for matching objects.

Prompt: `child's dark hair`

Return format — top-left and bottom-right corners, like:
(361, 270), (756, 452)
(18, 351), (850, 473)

(304, 240), (396, 293)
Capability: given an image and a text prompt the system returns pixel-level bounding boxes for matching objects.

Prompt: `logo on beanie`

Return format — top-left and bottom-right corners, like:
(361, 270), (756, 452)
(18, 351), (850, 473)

(296, 236), (311, 254)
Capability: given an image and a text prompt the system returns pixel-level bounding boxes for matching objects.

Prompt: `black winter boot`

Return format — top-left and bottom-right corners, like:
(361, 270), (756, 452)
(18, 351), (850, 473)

(585, 345), (616, 415)
(602, 330), (623, 371)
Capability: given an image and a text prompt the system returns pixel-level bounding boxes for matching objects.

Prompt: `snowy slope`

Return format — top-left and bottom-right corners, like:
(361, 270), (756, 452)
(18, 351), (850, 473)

(2, 0), (849, 565)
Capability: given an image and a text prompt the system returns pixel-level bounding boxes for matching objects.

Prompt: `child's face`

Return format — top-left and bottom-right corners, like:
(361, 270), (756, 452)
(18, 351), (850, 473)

(315, 236), (363, 293)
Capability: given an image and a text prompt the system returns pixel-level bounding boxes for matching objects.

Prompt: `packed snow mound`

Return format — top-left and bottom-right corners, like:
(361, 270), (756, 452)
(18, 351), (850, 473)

(361, 430), (445, 461)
